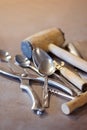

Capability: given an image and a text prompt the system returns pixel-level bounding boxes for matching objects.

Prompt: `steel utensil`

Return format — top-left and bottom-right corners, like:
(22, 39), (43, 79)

(0, 50), (27, 76)
(15, 54), (44, 77)
(33, 48), (56, 108)
(0, 49), (15, 73)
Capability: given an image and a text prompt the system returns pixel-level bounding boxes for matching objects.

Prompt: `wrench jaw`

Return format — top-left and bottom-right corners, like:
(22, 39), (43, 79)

(20, 82), (45, 116)
(31, 102), (45, 115)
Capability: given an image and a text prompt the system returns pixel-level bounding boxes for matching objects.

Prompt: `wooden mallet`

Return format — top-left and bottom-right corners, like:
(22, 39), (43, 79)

(21, 27), (87, 73)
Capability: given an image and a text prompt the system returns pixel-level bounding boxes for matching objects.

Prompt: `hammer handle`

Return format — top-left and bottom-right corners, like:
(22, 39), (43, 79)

(48, 44), (87, 73)
(61, 91), (87, 115)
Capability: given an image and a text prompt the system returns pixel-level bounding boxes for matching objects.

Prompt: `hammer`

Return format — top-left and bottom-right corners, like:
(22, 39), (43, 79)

(21, 28), (87, 73)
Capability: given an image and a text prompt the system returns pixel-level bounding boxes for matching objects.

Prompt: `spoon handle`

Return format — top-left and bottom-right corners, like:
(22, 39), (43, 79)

(42, 76), (49, 108)
(27, 65), (44, 77)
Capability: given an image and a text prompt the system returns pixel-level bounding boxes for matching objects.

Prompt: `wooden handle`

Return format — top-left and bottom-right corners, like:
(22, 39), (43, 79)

(22, 28), (65, 51)
(59, 66), (87, 92)
(61, 91), (87, 115)
(48, 44), (87, 73)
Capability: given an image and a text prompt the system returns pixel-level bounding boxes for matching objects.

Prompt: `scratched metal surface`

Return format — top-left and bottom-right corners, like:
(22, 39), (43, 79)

(0, 0), (87, 130)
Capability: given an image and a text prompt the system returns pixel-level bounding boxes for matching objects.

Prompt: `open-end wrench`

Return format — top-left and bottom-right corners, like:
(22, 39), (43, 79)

(0, 68), (44, 115)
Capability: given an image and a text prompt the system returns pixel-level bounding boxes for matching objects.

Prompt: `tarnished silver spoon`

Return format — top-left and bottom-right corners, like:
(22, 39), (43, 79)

(33, 48), (55, 108)
(0, 50), (27, 76)
(15, 54), (44, 77)
(0, 49), (15, 73)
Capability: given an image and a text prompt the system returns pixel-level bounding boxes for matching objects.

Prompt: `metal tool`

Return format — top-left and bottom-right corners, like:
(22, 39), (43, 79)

(0, 50), (27, 76)
(0, 49), (15, 73)
(33, 48), (55, 108)
(15, 54), (44, 77)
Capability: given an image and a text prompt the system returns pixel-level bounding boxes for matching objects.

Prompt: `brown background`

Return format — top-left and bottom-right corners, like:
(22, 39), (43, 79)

(0, 0), (87, 130)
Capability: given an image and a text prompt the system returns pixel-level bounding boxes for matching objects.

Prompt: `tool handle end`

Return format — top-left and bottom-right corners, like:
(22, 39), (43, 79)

(61, 91), (87, 115)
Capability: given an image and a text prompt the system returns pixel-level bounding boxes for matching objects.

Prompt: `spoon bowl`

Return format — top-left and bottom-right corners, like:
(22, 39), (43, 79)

(33, 48), (55, 75)
(0, 49), (16, 73)
(0, 49), (11, 62)
(15, 55), (30, 67)
(0, 50), (27, 76)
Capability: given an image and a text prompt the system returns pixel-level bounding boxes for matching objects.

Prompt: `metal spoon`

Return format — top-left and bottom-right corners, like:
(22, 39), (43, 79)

(0, 50), (28, 76)
(15, 54), (44, 77)
(0, 49), (15, 72)
(0, 49), (11, 62)
(33, 48), (55, 108)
